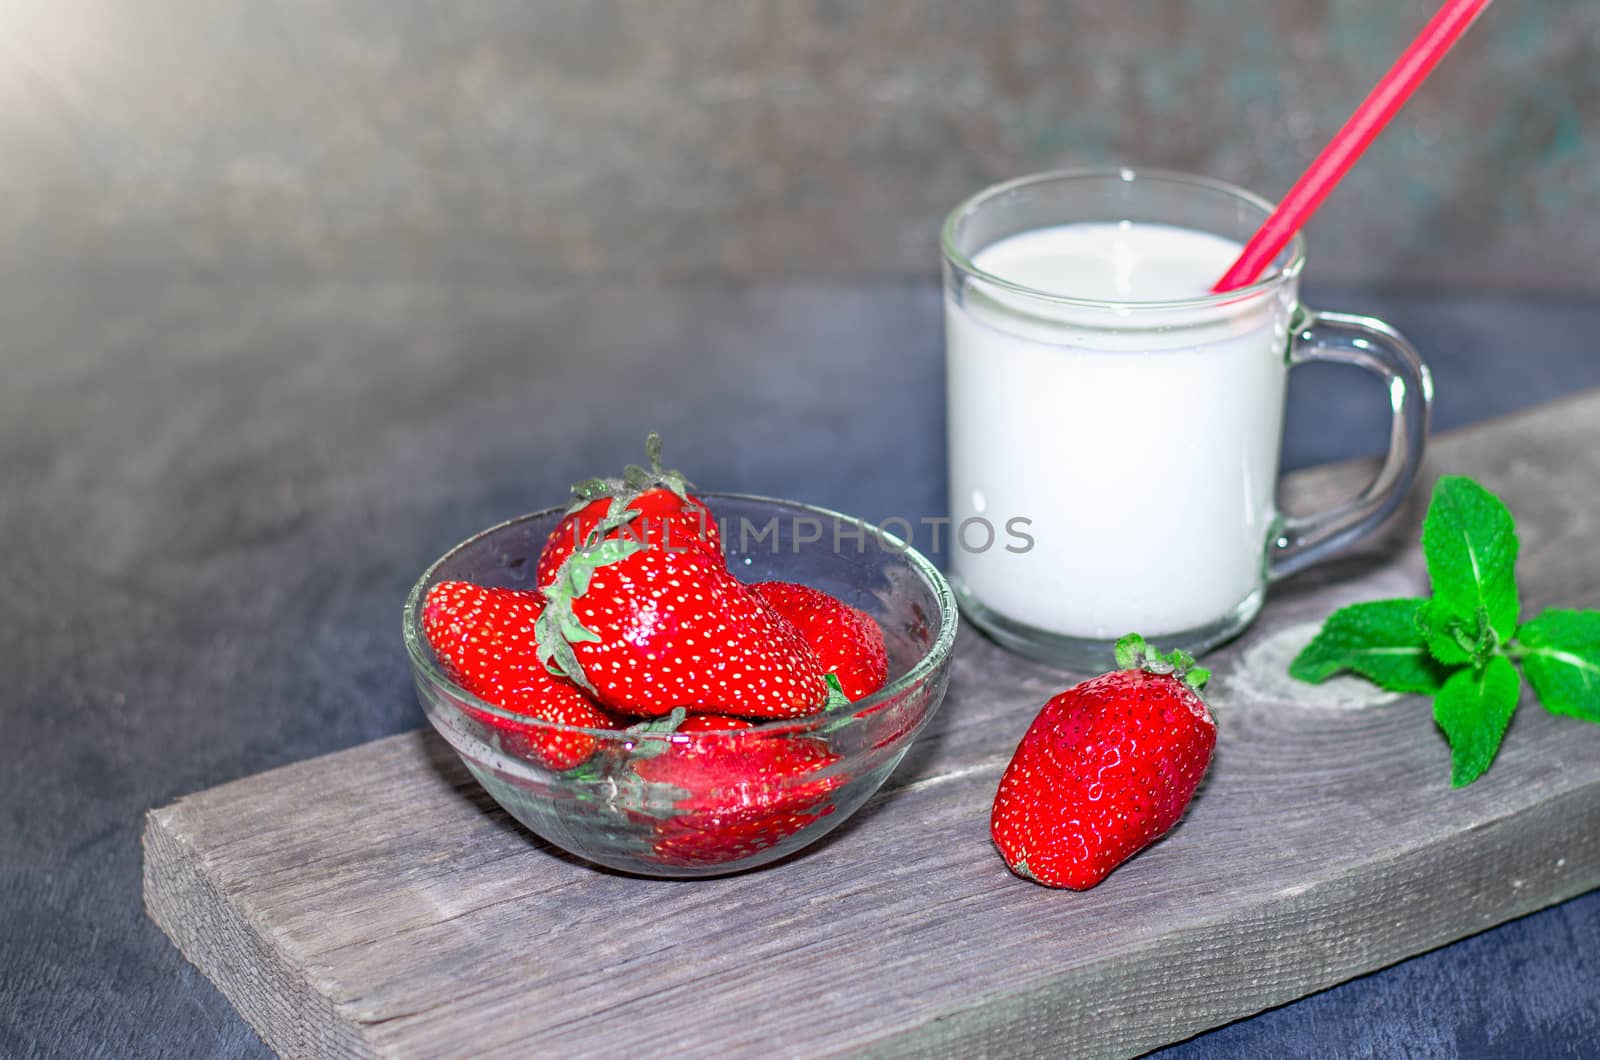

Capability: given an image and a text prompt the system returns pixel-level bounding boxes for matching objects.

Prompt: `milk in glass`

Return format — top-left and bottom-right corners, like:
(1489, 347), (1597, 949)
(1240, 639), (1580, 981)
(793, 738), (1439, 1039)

(946, 222), (1294, 639)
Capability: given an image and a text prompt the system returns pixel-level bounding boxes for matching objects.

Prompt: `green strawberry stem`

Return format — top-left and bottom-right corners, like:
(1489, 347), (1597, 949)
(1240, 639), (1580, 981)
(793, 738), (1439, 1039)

(626, 707), (688, 735)
(563, 432), (695, 515)
(819, 674), (858, 733)
(624, 707), (689, 761)
(540, 434), (696, 689)
(1115, 633), (1211, 692)
(822, 673), (852, 711)
(536, 535), (645, 692)
(561, 709), (686, 783)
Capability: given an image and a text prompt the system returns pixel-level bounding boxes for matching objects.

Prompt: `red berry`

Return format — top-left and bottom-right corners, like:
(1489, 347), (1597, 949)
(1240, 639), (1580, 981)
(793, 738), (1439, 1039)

(422, 581), (617, 770)
(537, 488), (721, 587)
(536, 434), (722, 586)
(633, 725), (841, 866)
(539, 544), (829, 718)
(990, 637), (1216, 890)
(753, 581), (889, 701)
(535, 433), (829, 718)
(676, 713), (757, 733)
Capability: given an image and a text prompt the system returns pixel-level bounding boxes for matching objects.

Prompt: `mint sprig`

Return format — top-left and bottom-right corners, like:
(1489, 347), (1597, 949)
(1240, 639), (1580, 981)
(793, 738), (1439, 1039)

(1420, 475), (1520, 644)
(1431, 656), (1520, 786)
(1291, 475), (1600, 786)
(1514, 610), (1600, 723)
(1284, 598), (1447, 693)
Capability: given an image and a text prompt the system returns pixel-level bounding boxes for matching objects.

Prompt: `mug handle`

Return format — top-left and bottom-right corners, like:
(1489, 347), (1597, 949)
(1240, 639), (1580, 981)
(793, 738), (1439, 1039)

(1267, 307), (1434, 580)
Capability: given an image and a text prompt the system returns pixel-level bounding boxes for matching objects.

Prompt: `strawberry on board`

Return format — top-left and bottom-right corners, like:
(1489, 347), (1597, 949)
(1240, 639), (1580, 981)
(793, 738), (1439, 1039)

(631, 720), (842, 866)
(990, 634), (1217, 890)
(536, 433), (722, 587)
(536, 535), (830, 719)
(422, 581), (618, 771)
(752, 581), (890, 701)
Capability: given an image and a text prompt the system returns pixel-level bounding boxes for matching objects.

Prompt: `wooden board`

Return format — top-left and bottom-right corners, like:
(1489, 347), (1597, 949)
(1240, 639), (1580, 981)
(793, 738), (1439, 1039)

(144, 392), (1600, 1058)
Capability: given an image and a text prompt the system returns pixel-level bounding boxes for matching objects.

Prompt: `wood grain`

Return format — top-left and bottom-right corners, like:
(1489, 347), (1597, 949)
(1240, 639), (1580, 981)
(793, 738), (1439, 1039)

(144, 391), (1600, 1058)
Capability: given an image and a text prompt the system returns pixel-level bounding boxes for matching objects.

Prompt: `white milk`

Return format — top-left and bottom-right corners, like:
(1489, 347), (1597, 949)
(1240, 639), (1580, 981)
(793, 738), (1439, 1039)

(946, 222), (1295, 640)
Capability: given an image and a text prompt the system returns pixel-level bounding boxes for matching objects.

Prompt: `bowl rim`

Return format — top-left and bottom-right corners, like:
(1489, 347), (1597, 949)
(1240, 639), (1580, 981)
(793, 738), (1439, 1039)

(402, 491), (960, 742)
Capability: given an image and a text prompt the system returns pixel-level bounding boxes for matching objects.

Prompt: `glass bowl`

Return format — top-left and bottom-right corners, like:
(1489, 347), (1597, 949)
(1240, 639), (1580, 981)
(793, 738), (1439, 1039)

(403, 493), (958, 877)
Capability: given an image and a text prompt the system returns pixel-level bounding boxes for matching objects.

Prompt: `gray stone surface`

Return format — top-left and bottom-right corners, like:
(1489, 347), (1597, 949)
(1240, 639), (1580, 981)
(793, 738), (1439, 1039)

(4, 272), (1600, 1057)
(2, 0), (1597, 289)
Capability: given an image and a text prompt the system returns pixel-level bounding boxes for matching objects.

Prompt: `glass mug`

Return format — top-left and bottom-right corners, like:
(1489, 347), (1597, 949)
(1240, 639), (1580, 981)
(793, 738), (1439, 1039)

(942, 167), (1431, 671)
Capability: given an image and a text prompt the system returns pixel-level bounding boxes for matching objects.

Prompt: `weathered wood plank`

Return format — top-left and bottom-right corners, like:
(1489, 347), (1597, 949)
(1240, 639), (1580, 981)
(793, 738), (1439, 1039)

(145, 391), (1600, 1058)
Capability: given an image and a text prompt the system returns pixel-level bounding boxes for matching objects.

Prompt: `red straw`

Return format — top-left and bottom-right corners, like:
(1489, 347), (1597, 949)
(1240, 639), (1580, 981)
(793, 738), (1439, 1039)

(1213, 0), (1494, 292)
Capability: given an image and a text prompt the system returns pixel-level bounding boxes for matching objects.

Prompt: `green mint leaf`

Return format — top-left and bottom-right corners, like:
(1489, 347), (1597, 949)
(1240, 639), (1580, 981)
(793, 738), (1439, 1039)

(1516, 609), (1600, 723)
(1432, 654), (1520, 787)
(1290, 598), (1449, 693)
(1416, 599), (1493, 668)
(1420, 476), (1520, 642)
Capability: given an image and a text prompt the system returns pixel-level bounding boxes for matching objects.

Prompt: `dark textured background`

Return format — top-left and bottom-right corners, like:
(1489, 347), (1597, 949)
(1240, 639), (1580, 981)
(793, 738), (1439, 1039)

(3, 1), (1599, 1057)
(2, 0), (1597, 289)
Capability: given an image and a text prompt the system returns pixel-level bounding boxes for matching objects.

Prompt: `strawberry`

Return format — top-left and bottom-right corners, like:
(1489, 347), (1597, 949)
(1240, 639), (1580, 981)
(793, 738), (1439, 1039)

(536, 536), (830, 719)
(676, 713), (757, 733)
(652, 800), (837, 867)
(536, 434), (721, 587)
(752, 581), (889, 700)
(422, 581), (618, 770)
(631, 718), (842, 866)
(990, 634), (1217, 890)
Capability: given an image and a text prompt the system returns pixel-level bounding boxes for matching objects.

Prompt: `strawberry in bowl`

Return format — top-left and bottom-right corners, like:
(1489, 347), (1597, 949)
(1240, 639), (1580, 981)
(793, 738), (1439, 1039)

(403, 437), (957, 877)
